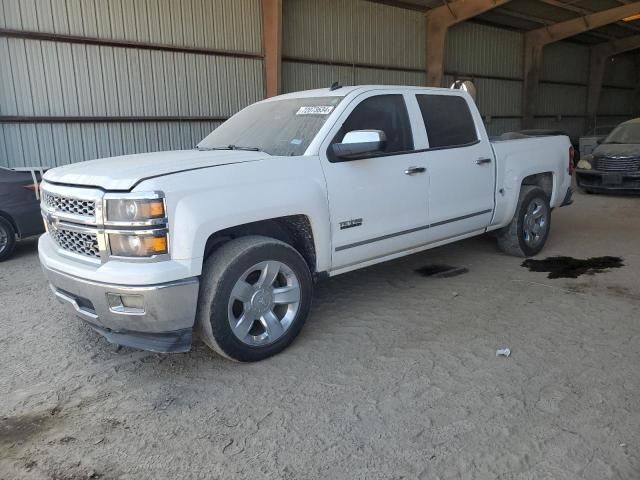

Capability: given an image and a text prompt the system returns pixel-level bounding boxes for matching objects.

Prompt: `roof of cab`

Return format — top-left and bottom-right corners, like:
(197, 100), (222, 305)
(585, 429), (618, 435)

(264, 85), (455, 102)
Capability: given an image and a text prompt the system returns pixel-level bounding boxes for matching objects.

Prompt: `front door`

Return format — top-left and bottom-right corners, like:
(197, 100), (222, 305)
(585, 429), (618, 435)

(320, 92), (430, 270)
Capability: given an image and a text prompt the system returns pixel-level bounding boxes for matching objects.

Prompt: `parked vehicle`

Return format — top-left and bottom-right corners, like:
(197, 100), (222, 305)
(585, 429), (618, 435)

(579, 125), (616, 158)
(38, 85), (573, 361)
(0, 167), (46, 261)
(576, 118), (640, 194)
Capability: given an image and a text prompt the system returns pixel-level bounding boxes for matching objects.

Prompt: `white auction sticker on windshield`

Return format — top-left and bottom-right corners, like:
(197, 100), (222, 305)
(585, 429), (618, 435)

(296, 106), (334, 115)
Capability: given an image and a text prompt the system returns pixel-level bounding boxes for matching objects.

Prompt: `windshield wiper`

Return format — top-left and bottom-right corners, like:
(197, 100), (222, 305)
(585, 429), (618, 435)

(197, 144), (261, 152)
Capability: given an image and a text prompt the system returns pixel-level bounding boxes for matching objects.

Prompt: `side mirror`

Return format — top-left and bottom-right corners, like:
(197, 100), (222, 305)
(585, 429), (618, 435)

(332, 130), (386, 160)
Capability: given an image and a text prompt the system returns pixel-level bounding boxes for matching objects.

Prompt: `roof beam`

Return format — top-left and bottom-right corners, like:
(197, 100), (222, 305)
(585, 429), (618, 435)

(526, 3), (640, 46)
(587, 35), (640, 129)
(522, 2), (640, 128)
(425, 0), (511, 87)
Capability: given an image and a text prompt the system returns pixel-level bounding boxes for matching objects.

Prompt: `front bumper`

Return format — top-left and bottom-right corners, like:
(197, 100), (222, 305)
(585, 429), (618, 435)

(576, 169), (640, 193)
(42, 264), (199, 353)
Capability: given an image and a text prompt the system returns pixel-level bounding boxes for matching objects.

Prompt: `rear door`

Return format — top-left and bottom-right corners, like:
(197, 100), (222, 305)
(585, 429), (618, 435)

(320, 92), (430, 269)
(415, 93), (495, 239)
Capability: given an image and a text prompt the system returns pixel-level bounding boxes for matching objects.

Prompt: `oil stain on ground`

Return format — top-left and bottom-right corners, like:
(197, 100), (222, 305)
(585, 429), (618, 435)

(522, 256), (623, 279)
(416, 264), (469, 278)
(0, 412), (57, 448)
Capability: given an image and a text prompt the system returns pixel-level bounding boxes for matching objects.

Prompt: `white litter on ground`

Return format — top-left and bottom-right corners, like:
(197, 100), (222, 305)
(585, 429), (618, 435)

(496, 347), (511, 357)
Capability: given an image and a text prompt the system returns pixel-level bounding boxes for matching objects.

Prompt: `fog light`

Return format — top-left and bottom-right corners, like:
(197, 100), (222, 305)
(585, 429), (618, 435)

(107, 293), (145, 314)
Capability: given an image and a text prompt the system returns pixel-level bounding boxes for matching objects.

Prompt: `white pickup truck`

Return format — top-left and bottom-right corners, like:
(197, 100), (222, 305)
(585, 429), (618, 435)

(39, 85), (573, 361)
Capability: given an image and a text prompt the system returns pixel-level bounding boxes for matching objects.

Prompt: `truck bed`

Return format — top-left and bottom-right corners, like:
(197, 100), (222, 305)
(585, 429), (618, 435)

(489, 134), (572, 229)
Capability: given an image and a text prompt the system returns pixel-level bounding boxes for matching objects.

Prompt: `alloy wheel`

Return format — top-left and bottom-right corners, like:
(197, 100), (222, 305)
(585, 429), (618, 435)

(523, 199), (547, 248)
(227, 260), (301, 346)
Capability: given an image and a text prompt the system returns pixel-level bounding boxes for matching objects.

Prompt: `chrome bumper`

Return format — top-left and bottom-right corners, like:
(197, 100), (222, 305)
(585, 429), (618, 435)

(43, 265), (199, 352)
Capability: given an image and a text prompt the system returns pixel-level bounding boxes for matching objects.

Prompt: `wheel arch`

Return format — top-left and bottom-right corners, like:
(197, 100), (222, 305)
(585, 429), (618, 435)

(489, 171), (556, 232)
(203, 215), (318, 275)
(0, 210), (19, 239)
(521, 172), (554, 201)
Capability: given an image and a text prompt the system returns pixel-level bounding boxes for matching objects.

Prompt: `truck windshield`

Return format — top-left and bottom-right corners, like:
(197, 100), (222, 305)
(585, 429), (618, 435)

(198, 96), (344, 156)
(603, 123), (640, 145)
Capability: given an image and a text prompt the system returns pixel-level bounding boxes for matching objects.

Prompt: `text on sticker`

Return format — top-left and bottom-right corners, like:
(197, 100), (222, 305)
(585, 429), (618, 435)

(296, 106), (334, 115)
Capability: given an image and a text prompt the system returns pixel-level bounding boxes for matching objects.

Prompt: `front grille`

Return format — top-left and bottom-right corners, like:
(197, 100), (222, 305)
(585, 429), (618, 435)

(49, 227), (100, 258)
(595, 157), (640, 172)
(43, 191), (96, 217)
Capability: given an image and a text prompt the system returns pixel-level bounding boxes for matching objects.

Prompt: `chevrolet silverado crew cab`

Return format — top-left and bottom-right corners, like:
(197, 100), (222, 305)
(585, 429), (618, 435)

(39, 85), (573, 361)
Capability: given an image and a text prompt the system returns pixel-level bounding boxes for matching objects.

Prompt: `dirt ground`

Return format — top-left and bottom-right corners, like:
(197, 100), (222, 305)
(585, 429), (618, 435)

(1, 190), (639, 480)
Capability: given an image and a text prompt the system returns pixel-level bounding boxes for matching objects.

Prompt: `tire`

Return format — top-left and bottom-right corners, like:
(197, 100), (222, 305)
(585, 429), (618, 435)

(0, 217), (17, 262)
(196, 235), (313, 362)
(496, 186), (551, 257)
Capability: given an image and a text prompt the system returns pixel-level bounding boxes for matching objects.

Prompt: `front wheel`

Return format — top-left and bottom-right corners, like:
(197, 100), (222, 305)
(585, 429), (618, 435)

(496, 186), (551, 257)
(196, 236), (313, 362)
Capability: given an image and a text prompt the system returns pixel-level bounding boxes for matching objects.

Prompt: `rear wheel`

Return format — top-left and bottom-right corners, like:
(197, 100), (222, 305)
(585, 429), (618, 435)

(0, 217), (16, 262)
(196, 236), (313, 362)
(496, 186), (551, 257)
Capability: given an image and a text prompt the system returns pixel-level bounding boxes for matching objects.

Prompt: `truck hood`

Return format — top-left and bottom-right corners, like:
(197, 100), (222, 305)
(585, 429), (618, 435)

(43, 149), (270, 191)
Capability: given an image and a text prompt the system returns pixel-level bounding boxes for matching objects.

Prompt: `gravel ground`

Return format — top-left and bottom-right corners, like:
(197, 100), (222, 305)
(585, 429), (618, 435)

(1, 190), (639, 480)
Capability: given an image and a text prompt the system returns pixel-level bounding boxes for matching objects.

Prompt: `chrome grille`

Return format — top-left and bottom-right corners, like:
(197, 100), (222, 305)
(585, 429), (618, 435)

(43, 191), (96, 217)
(49, 226), (100, 258)
(595, 157), (640, 172)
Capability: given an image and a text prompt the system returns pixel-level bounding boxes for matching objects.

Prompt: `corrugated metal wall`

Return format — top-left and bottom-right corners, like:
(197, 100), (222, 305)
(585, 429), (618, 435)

(0, 0), (263, 168)
(283, 5), (637, 139)
(534, 42), (588, 137)
(445, 22), (523, 136)
(282, 0), (425, 91)
(445, 22), (523, 79)
(1, 0), (262, 51)
(1, 0), (637, 168)
(597, 54), (637, 129)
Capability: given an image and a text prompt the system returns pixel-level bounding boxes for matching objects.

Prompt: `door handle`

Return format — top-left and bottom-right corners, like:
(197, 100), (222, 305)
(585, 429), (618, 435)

(404, 166), (426, 175)
(476, 158), (492, 165)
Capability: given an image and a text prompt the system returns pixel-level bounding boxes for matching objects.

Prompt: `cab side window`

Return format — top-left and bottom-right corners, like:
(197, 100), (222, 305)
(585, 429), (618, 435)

(416, 94), (478, 149)
(334, 94), (414, 156)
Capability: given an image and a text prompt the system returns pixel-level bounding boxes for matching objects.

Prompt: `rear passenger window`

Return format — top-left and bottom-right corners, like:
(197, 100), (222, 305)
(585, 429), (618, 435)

(416, 94), (478, 149)
(334, 94), (413, 156)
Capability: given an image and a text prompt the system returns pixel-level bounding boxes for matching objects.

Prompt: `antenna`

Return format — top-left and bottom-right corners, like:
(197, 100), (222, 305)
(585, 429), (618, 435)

(329, 82), (342, 91)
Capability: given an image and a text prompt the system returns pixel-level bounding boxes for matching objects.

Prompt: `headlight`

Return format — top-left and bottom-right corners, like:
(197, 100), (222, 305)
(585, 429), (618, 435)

(106, 197), (165, 223)
(103, 192), (169, 259)
(577, 155), (593, 170)
(109, 232), (168, 257)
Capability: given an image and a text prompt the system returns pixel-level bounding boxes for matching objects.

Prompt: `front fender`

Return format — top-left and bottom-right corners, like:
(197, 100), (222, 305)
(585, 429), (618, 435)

(138, 157), (332, 277)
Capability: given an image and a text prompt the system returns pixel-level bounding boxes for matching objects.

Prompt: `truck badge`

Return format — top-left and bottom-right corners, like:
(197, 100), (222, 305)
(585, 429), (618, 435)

(339, 218), (363, 230)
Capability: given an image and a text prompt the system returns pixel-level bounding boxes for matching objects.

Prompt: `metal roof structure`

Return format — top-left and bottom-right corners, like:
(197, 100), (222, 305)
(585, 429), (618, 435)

(370, 0), (640, 44)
